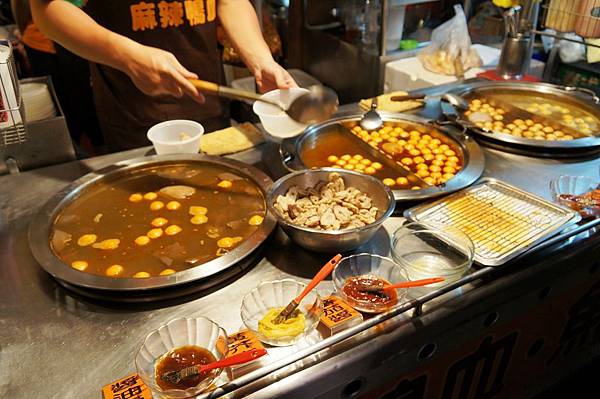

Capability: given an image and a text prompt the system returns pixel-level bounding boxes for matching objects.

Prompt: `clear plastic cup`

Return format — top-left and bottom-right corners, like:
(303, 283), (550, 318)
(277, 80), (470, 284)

(147, 119), (204, 154)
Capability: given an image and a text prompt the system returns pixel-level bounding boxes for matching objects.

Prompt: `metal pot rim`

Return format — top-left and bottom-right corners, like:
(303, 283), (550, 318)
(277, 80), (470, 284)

(444, 81), (600, 151)
(28, 154), (277, 291)
(280, 112), (485, 202)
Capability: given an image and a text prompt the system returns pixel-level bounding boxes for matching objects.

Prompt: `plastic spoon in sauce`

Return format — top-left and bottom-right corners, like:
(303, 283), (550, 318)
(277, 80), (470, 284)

(272, 254), (342, 324)
(360, 277), (445, 295)
(160, 348), (267, 385)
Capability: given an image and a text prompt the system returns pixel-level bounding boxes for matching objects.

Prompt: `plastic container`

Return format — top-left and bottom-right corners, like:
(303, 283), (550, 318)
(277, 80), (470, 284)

(22, 82), (57, 122)
(147, 119), (204, 154)
(240, 279), (323, 346)
(391, 222), (474, 286)
(252, 88), (309, 139)
(385, 4), (406, 52)
(135, 317), (228, 398)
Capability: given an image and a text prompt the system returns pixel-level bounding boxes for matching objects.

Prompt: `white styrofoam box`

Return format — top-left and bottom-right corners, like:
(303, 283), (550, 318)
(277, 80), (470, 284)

(384, 44), (544, 93)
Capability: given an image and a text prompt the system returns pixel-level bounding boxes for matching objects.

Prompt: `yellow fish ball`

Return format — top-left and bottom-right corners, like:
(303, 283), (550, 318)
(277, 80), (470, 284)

(143, 192), (158, 201)
(77, 234), (97, 247)
(106, 265), (124, 277)
(128, 193), (143, 202)
(166, 201), (181, 211)
(71, 260), (88, 271)
(249, 215), (264, 226)
(134, 236), (151, 246)
(164, 225), (182, 236)
(217, 180), (233, 189)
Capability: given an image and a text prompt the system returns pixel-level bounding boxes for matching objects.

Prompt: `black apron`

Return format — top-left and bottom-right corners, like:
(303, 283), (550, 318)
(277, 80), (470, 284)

(84, 0), (228, 150)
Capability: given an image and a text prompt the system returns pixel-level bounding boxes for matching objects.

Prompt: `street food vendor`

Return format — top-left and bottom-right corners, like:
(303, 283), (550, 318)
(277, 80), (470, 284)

(31, 0), (297, 150)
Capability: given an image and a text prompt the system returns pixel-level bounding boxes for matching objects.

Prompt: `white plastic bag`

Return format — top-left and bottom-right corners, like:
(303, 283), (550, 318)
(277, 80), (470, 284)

(542, 29), (586, 63)
(418, 5), (482, 76)
(558, 33), (586, 63)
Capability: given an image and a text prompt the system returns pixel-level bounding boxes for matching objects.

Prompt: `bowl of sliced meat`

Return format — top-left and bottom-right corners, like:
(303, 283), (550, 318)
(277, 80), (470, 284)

(266, 168), (396, 252)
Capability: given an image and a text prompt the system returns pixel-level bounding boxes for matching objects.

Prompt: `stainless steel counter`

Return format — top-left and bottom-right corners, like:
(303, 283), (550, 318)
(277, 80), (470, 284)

(2, 90), (600, 399)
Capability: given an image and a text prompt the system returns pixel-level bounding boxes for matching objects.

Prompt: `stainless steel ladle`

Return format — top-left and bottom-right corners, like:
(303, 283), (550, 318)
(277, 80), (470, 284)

(189, 79), (339, 124)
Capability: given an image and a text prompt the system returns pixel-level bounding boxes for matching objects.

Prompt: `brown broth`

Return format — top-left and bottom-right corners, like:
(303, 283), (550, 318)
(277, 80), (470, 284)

(51, 163), (266, 278)
(299, 122), (463, 188)
(155, 345), (217, 391)
(299, 130), (402, 181)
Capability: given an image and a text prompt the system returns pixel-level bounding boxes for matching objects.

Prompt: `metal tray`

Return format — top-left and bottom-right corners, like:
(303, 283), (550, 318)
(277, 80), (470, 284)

(28, 154), (277, 292)
(404, 178), (582, 266)
(280, 112), (485, 202)
(441, 82), (600, 157)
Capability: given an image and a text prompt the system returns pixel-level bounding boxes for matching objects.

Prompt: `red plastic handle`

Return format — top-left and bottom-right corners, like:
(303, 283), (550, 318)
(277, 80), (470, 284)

(384, 277), (445, 290)
(294, 254), (342, 304)
(199, 349), (267, 372)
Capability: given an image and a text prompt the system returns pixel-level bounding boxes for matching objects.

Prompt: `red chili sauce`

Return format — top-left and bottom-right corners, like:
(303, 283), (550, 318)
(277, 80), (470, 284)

(342, 276), (398, 310)
(558, 189), (600, 217)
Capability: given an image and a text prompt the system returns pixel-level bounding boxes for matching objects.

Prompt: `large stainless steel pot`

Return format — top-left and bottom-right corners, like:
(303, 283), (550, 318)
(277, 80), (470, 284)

(442, 81), (600, 157)
(279, 112), (485, 202)
(28, 154), (276, 294)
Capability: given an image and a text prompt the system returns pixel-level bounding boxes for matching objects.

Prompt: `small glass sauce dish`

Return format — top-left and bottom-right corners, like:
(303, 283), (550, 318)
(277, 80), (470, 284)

(332, 253), (409, 314)
(240, 279), (323, 346)
(549, 175), (600, 218)
(135, 317), (228, 398)
(391, 222), (474, 285)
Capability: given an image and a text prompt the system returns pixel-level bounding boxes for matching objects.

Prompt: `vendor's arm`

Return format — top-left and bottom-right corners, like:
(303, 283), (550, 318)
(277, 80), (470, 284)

(218, 0), (297, 92)
(30, 0), (204, 102)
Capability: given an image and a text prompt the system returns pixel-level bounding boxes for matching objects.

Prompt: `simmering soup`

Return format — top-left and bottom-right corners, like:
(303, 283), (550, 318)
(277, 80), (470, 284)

(51, 163), (266, 278)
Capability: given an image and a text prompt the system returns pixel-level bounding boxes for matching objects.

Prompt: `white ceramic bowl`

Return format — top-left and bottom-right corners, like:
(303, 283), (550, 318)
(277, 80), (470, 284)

(240, 279), (323, 346)
(147, 120), (204, 154)
(135, 317), (228, 398)
(253, 88), (309, 138)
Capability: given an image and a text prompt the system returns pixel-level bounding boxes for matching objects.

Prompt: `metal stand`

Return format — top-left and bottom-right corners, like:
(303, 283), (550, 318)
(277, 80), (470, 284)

(498, 0), (600, 81)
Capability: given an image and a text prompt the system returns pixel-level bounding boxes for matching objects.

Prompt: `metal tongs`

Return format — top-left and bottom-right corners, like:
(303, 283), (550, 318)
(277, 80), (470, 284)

(160, 348), (267, 385)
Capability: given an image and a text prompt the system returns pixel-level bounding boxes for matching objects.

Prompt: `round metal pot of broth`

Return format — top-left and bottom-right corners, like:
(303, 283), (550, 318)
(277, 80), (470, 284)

(441, 81), (600, 158)
(279, 112), (485, 202)
(29, 154), (276, 293)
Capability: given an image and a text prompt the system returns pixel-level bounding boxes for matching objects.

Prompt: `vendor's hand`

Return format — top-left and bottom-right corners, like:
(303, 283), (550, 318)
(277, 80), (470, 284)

(123, 44), (205, 103)
(254, 59), (298, 93)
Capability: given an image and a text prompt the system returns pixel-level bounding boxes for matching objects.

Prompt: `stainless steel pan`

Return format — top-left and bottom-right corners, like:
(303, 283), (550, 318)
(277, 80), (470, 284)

(29, 154), (276, 292)
(442, 81), (600, 157)
(279, 112), (485, 202)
